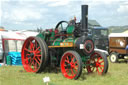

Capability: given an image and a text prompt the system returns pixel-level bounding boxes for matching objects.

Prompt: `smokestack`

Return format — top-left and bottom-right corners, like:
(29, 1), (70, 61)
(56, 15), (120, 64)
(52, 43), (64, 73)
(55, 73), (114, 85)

(81, 5), (88, 36)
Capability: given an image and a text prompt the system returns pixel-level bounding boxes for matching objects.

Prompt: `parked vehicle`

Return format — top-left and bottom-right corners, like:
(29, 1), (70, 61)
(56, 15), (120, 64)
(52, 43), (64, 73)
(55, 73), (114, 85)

(109, 33), (128, 63)
(21, 5), (108, 80)
(89, 27), (109, 50)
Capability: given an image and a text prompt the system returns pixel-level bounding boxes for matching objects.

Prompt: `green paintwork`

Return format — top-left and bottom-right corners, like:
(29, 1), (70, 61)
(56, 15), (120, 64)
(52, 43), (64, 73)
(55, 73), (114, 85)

(81, 56), (90, 62)
(63, 37), (74, 42)
(36, 29), (93, 69)
(63, 37), (77, 45)
(81, 55), (91, 67)
(49, 32), (55, 42)
(52, 38), (62, 46)
(35, 24), (92, 68)
(36, 32), (45, 39)
(66, 25), (75, 34)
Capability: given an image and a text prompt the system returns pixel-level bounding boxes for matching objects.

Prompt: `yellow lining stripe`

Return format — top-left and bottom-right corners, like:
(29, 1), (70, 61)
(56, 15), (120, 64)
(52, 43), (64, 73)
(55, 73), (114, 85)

(48, 42), (75, 48)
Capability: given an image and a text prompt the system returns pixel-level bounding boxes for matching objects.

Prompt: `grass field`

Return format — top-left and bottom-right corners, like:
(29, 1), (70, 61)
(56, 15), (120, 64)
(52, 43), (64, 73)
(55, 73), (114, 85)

(0, 60), (128, 85)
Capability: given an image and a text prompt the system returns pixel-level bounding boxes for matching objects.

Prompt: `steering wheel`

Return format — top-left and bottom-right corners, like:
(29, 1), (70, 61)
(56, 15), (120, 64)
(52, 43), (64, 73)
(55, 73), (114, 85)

(55, 21), (69, 33)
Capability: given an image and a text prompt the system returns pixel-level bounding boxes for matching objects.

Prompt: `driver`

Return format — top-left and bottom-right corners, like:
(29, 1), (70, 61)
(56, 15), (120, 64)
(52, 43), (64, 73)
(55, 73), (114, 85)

(69, 16), (76, 25)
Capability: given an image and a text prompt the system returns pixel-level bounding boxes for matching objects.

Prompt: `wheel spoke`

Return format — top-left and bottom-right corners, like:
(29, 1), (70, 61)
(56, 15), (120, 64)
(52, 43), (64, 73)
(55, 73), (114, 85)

(35, 47), (40, 52)
(30, 59), (34, 66)
(71, 69), (75, 76)
(36, 56), (41, 61)
(23, 57), (31, 62)
(96, 67), (99, 73)
(30, 41), (34, 51)
(65, 60), (70, 63)
(33, 42), (36, 51)
(99, 66), (103, 72)
(34, 57), (40, 65)
(36, 50), (41, 54)
(64, 64), (67, 67)
(65, 68), (70, 73)
(73, 67), (78, 72)
(99, 65), (104, 67)
(26, 54), (30, 57)
(97, 57), (101, 62)
(86, 62), (95, 73)
(74, 61), (78, 65)
(99, 60), (104, 64)
(24, 48), (32, 53)
(66, 56), (70, 62)
(34, 62), (38, 71)
(71, 56), (75, 63)
(35, 54), (41, 57)
(35, 40), (37, 47)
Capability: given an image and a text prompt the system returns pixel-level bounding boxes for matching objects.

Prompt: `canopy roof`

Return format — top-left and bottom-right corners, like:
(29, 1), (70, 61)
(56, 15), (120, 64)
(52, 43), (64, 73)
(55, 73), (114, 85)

(109, 33), (128, 37)
(0, 31), (38, 40)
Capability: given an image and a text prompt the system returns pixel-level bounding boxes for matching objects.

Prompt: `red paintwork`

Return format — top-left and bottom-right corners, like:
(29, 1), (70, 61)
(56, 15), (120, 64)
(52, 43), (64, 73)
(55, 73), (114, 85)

(86, 52), (104, 74)
(61, 52), (78, 79)
(54, 29), (58, 34)
(55, 34), (67, 37)
(21, 37), (41, 72)
(84, 40), (94, 54)
(49, 29), (53, 32)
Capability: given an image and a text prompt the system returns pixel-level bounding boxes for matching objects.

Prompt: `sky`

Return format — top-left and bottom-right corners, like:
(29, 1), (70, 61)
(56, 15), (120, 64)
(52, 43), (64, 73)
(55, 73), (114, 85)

(0, 0), (128, 30)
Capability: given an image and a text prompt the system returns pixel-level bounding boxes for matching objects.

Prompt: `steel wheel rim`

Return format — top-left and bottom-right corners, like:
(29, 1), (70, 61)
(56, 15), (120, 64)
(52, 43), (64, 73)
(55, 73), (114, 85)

(87, 52), (105, 74)
(110, 54), (116, 62)
(22, 37), (42, 72)
(61, 53), (79, 79)
(84, 40), (94, 54)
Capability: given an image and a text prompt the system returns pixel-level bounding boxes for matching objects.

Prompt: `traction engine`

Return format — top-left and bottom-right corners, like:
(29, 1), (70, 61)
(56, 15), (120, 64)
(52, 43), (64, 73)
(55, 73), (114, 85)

(21, 5), (108, 79)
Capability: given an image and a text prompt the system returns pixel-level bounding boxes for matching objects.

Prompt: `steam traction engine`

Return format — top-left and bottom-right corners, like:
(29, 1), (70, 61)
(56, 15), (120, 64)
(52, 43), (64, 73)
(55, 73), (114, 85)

(21, 5), (108, 79)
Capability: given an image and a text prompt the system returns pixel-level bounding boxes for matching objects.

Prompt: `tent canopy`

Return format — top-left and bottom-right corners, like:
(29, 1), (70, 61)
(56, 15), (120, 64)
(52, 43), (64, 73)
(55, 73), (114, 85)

(0, 31), (38, 40)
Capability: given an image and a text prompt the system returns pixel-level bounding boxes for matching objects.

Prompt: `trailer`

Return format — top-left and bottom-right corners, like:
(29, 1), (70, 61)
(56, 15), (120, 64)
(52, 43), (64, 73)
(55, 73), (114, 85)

(21, 5), (108, 80)
(109, 33), (128, 63)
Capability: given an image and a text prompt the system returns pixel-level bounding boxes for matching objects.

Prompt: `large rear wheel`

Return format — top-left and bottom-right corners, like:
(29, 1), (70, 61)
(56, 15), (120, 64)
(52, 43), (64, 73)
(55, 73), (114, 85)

(60, 51), (82, 80)
(86, 51), (108, 75)
(21, 36), (48, 73)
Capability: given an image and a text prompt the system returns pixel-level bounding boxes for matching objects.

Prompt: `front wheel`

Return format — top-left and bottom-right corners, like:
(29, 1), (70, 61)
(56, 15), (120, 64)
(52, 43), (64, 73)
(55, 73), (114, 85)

(60, 51), (82, 80)
(86, 51), (108, 75)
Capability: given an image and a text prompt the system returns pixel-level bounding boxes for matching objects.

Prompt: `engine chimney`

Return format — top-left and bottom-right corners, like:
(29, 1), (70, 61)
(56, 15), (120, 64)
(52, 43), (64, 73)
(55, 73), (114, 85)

(81, 5), (88, 36)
